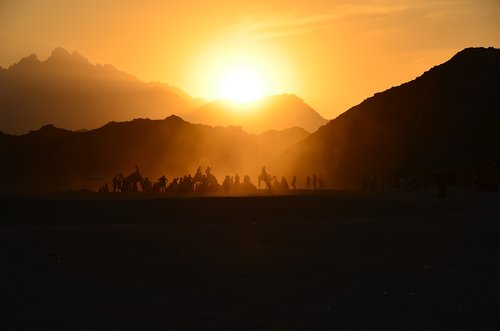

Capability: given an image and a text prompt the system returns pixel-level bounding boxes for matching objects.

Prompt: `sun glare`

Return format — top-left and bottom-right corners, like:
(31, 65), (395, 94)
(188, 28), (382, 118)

(216, 66), (266, 103)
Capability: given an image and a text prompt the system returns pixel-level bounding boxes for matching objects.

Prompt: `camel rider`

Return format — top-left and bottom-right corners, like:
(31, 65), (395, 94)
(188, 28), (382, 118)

(261, 166), (268, 178)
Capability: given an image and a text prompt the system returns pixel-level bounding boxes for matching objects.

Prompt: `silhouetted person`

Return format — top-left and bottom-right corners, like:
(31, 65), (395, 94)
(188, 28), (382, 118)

(436, 172), (448, 199)
(142, 177), (152, 192)
(280, 176), (289, 191)
(259, 166), (273, 189)
(223, 175), (232, 193)
(112, 174), (119, 192)
(195, 166), (203, 178)
(98, 182), (109, 193)
(319, 176), (325, 189)
(118, 173), (124, 192)
(186, 174), (193, 192)
(313, 174), (317, 190)
(291, 176), (297, 190)
(158, 175), (167, 193)
(234, 173), (240, 186)
(168, 178), (179, 192)
(306, 175), (311, 189)
(134, 165), (140, 176)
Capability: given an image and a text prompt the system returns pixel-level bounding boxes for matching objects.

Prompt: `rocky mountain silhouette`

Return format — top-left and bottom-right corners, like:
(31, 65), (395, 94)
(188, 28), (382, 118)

(0, 48), (327, 134)
(184, 94), (328, 133)
(274, 47), (500, 188)
(0, 47), (198, 134)
(0, 116), (309, 191)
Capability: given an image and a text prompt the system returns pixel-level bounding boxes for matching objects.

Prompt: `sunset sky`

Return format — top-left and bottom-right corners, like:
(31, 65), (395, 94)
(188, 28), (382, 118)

(1, 0), (499, 119)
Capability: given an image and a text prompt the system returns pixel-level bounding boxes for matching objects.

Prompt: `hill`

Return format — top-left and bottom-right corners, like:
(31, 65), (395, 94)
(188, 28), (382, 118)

(0, 48), (197, 134)
(184, 94), (329, 133)
(0, 116), (309, 192)
(274, 47), (500, 188)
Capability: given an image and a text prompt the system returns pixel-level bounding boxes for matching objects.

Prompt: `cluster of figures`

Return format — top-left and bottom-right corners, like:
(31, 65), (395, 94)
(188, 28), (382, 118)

(98, 166), (326, 194)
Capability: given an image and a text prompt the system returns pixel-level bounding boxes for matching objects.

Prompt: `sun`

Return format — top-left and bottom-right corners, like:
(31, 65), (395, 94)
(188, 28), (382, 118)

(216, 66), (266, 103)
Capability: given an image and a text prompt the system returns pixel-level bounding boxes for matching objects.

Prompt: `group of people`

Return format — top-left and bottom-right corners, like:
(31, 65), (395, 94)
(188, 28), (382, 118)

(304, 174), (325, 190)
(98, 165), (326, 194)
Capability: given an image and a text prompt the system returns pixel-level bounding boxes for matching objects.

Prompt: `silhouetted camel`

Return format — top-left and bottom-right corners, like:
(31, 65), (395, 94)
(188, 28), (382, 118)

(258, 173), (276, 190)
(203, 167), (220, 191)
(122, 171), (143, 192)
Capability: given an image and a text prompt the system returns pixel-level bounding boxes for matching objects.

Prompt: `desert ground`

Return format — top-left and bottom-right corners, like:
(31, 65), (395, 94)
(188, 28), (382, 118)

(1, 189), (499, 330)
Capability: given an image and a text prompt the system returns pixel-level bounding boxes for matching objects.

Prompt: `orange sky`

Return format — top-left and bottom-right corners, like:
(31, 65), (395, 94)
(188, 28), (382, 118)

(1, 0), (499, 119)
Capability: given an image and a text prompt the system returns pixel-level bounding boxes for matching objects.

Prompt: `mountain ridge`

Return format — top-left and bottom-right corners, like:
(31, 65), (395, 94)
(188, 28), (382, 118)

(0, 48), (197, 134)
(186, 93), (328, 134)
(0, 47), (328, 134)
(273, 47), (500, 188)
(0, 115), (310, 191)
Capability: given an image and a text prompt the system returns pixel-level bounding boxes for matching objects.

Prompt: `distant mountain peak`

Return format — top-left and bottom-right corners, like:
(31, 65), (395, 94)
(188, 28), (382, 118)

(451, 46), (499, 59)
(0, 48), (198, 134)
(46, 47), (89, 64)
(50, 47), (71, 58)
(187, 92), (328, 133)
(165, 114), (185, 122)
(441, 47), (500, 68)
(18, 53), (41, 65)
(70, 50), (90, 63)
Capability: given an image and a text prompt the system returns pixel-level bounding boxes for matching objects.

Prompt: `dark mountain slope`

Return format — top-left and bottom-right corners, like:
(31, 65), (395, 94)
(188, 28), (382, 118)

(274, 47), (500, 188)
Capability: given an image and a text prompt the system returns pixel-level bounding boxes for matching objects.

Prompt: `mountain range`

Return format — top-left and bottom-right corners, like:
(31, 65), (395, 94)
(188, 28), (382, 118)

(0, 116), (309, 191)
(0, 48), (328, 134)
(274, 47), (500, 188)
(1, 47), (499, 191)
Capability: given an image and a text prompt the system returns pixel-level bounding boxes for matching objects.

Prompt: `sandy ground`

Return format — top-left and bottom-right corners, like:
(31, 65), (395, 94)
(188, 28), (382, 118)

(1, 190), (499, 330)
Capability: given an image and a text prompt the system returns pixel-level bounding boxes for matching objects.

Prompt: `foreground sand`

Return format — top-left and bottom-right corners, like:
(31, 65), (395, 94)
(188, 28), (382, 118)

(1, 190), (499, 330)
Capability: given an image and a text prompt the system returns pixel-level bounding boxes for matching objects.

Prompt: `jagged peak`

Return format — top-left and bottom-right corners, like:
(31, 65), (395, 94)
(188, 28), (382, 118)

(50, 47), (71, 58)
(450, 47), (500, 60)
(6, 53), (41, 71)
(424, 47), (500, 75)
(71, 50), (90, 63)
(18, 53), (41, 64)
(45, 47), (90, 64)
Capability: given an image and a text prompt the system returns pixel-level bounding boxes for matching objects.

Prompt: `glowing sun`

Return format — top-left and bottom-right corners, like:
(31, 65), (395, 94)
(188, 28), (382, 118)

(216, 66), (266, 103)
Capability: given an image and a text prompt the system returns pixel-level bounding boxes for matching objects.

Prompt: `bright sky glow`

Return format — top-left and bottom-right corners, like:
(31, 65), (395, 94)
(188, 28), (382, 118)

(216, 66), (266, 103)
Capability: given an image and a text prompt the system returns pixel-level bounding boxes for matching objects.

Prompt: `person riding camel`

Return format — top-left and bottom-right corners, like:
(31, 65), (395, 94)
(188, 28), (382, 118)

(196, 166), (202, 178)
(261, 166), (268, 178)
